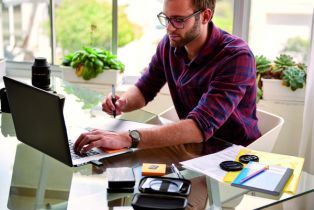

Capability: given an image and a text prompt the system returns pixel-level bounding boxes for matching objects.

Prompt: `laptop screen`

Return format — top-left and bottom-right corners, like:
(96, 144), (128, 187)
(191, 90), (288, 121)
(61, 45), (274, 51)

(4, 76), (73, 166)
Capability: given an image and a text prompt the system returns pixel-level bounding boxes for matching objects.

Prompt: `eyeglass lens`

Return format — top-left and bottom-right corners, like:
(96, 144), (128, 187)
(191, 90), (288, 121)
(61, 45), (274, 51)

(158, 15), (184, 29)
(157, 10), (202, 29)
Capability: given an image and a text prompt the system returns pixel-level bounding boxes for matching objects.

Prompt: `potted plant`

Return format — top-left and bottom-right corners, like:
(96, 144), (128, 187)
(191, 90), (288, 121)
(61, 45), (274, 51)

(61, 47), (125, 85)
(256, 54), (307, 102)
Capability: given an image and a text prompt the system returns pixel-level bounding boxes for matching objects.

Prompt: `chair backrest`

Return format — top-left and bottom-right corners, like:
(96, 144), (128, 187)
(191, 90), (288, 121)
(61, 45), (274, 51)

(145, 106), (179, 125)
(159, 106), (180, 122)
(151, 107), (284, 152)
(248, 109), (284, 152)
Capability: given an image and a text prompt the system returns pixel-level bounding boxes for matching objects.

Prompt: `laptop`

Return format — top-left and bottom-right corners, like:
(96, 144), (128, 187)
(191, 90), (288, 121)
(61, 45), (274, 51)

(3, 76), (154, 167)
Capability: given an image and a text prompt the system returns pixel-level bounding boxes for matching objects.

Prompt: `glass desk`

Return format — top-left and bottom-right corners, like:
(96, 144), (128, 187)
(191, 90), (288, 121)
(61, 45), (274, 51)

(1, 77), (314, 210)
(256, 190), (314, 210)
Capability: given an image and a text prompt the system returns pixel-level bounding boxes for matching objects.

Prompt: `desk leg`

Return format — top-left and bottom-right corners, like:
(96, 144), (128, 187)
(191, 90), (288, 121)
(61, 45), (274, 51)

(206, 176), (222, 210)
(35, 154), (49, 209)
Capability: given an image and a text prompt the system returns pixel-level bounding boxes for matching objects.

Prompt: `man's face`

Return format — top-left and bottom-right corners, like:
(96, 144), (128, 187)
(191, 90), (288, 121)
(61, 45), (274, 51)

(163, 0), (202, 48)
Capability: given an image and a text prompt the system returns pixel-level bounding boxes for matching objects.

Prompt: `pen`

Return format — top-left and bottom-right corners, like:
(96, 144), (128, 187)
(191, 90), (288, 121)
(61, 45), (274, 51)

(240, 165), (269, 184)
(111, 84), (116, 118)
(171, 163), (184, 179)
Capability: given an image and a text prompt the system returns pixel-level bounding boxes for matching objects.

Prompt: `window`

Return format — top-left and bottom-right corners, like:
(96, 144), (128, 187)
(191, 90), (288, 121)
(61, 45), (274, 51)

(117, 0), (234, 76)
(55, 0), (113, 65)
(117, 0), (164, 76)
(213, 0), (234, 33)
(249, 0), (314, 64)
(1, 0), (313, 78)
(1, 0), (51, 62)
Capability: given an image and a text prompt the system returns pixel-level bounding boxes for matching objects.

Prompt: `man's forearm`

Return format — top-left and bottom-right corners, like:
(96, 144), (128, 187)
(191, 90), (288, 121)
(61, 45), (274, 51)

(137, 119), (204, 149)
(121, 86), (146, 112)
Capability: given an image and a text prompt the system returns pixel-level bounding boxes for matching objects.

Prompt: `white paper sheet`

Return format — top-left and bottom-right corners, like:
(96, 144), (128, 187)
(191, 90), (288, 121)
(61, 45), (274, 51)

(180, 144), (243, 181)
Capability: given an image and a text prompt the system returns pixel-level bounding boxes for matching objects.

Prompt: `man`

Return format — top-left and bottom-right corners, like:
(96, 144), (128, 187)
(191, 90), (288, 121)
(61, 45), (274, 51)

(74, 0), (261, 155)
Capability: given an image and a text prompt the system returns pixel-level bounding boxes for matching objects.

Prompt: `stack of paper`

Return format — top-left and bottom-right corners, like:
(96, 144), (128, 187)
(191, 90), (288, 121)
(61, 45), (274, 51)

(180, 145), (243, 181)
(180, 145), (304, 194)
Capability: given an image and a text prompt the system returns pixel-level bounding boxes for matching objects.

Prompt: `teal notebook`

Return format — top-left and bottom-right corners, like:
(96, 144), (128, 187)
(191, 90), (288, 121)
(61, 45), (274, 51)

(231, 162), (293, 196)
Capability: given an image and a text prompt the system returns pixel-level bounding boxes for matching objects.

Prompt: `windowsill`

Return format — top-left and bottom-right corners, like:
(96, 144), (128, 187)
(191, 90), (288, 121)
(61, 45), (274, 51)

(4, 61), (171, 95)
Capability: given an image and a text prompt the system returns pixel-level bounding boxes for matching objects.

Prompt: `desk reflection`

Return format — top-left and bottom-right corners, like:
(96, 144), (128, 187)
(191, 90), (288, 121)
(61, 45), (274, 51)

(7, 143), (107, 210)
(6, 137), (231, 210)
(1, 113), (16, 137)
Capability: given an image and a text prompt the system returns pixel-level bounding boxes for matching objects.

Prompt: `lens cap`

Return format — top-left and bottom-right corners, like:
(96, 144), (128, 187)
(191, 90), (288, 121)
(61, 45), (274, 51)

(239, 155), (259, 164)
(219, 161), (243, 171)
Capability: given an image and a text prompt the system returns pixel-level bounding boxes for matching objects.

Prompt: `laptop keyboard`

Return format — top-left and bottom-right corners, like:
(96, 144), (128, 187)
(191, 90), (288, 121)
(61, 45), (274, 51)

(68, 141), (100, 160)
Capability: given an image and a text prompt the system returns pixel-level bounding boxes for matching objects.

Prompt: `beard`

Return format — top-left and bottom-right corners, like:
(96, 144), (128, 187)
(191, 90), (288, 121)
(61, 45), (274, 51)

(169, 18), (201, 48)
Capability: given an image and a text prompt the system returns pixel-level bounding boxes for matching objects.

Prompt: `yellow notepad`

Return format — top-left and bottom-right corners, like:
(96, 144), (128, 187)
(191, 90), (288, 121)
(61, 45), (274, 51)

(223, 148), (304, 194)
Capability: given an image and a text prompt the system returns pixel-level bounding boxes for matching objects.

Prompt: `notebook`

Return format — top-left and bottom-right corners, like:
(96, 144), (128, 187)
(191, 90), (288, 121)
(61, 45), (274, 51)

(231, 161), (293, 196)
(3, 76), (154, 167)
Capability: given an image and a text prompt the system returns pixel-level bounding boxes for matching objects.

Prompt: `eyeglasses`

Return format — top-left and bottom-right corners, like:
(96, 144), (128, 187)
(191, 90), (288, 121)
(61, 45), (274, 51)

(157, 10), (202, 29)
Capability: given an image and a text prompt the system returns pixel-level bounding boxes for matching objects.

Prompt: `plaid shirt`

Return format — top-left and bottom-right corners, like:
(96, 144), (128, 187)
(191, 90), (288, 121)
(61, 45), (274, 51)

(136, 22), (261, 146)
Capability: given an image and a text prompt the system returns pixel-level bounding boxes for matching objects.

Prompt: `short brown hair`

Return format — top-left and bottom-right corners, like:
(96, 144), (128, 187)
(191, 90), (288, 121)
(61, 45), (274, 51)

(194, 0), (216, 14)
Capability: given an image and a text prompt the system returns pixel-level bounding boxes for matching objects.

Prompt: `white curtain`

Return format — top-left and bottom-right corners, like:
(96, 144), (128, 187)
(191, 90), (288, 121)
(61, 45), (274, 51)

(299, 10), (314, 174)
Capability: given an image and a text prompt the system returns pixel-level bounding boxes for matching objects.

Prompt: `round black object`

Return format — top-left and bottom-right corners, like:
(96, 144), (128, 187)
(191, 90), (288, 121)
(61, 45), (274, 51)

(219, 161), (243, 171)
(32, 57), (51, 91)
(239, 155), (259, 164)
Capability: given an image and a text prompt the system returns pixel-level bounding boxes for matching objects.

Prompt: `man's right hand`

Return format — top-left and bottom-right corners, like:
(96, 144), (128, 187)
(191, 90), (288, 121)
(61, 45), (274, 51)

(102, 93), (127, 117)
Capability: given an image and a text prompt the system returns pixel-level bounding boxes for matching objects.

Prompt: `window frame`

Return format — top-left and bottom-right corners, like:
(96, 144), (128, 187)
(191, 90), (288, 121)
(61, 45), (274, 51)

(0, 3), (3, 59)
(232, 0), (251, 42)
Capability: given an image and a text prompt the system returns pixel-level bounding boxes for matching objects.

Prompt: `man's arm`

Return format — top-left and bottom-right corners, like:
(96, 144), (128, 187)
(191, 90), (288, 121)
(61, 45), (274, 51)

(119, 85), (146, 112)
(122, 119), (204, 149)
(74, 118), (204, 154)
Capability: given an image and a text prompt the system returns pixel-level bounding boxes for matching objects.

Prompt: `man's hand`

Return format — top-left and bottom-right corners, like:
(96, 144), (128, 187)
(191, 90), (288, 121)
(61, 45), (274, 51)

(102, 93), (127, 117)
(73, 129), (131, 155)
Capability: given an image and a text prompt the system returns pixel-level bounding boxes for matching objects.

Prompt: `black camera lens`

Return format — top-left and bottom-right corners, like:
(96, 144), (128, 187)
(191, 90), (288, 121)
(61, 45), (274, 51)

(32, 57), (51, 91)
(219, 161), (243, 171)
(239, 155), (259, 163)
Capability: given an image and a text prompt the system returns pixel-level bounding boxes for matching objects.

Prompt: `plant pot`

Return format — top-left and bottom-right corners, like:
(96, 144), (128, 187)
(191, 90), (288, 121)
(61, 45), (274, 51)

(61, 66), (122, 86)
(262, 78), (305, 102)
(0, 59), (6, 80)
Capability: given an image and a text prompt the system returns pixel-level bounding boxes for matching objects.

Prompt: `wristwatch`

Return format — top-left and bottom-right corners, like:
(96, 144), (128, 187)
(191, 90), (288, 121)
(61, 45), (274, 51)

(129, 130), (141, 148)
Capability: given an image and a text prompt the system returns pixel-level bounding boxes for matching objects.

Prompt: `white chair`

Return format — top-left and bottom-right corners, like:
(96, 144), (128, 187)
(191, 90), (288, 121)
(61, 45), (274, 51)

(152, 107), (284, 152)
(145, 106), (179, 125)
(158, 106), (180, 122)
(248, 109), (284, 152)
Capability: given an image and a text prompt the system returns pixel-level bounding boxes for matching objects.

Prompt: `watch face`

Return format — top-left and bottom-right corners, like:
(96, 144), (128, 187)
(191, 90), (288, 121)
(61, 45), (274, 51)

(130, 130), (140, 139)
(129, 130), (141, 148)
